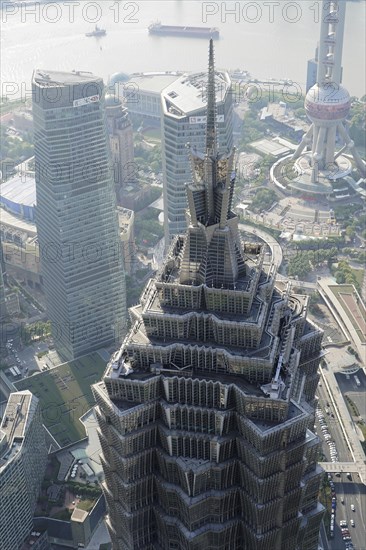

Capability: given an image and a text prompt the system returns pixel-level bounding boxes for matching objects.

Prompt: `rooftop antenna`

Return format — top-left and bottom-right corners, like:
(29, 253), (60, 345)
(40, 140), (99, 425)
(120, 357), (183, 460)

(206, 38), (217, 156)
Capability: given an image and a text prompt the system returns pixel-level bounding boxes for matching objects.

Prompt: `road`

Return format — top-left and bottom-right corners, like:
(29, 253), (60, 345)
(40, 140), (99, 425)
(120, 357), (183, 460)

(316, 383), (351, 463)
(316, 377), (366, 550)
(329, 475), (366, 550)
(238, 223), (283, 269)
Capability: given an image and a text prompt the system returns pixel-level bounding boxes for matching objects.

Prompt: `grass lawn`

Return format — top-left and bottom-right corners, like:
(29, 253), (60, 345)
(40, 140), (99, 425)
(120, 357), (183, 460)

(77, 498), (96, 512)
(142, 127), (161, 142)
(350, 267), (364, 287)
(15, 352), (107, 447)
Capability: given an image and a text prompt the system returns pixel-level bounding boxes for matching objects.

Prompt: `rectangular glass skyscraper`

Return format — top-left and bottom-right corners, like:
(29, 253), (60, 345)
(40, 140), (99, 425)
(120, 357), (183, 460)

(32, 70), (126, 361)
(161, 67), (233, 242)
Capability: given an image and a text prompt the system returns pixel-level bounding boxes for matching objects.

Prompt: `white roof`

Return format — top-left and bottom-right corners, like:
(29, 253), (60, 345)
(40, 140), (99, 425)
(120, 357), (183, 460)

(162, 70), (231, 117)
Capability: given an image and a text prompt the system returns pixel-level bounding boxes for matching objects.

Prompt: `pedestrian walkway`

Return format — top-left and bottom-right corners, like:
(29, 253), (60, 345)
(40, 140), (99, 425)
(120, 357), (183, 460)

(319, 365), (366, 484)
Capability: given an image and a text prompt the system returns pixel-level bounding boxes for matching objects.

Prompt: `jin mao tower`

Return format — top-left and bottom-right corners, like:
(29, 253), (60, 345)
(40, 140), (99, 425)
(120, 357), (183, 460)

(93, 42), (324, 550)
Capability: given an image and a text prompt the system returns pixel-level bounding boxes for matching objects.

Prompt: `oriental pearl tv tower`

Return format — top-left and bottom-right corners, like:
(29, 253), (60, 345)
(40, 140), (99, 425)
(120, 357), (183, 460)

(276, 0), (366, 196)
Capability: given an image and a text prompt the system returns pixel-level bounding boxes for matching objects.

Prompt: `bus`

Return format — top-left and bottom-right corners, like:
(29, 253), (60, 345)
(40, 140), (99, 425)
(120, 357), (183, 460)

(14, 366), (21, 377)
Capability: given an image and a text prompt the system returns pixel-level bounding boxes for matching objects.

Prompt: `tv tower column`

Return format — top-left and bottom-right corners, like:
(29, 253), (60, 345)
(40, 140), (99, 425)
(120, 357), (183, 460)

(292, 0), (366, 183)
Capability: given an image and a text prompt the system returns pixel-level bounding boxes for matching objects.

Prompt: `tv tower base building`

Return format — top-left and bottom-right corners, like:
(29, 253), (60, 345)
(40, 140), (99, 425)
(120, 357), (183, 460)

(272, 0), (365, 197)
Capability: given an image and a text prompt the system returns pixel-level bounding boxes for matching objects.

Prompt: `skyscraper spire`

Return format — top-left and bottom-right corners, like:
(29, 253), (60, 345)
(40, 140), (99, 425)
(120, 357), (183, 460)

(206, 38), (217, 155)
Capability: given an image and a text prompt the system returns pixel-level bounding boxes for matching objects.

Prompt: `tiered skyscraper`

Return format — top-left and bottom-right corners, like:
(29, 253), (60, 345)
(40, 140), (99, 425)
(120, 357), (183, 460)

(93, 42), (324, 550)
(161, 64), (233, 241)
(32, 70), (127, 361)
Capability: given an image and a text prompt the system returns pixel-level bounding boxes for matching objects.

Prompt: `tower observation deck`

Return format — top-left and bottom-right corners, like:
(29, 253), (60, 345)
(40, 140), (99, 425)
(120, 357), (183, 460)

(273, 0), (365, 196)
(93, 41), (325, 550)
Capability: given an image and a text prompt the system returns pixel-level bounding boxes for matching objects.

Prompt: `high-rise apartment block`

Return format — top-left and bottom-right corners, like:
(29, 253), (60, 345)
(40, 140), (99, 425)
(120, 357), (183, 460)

(0, 391), (48, 550)
(93, 42), (324, 550)
(161, 66), (233, 241)
(32, 70), (127, 361)
(105, 94), (135, 202)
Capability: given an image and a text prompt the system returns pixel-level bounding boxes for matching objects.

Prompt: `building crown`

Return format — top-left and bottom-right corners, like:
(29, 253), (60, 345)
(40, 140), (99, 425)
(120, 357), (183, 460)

(187, 39), (236, 231)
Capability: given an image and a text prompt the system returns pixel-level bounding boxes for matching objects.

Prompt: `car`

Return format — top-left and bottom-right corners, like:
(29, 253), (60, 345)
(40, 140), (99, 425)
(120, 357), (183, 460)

(72, 501), (75, 505)
(350, 519), (355, 527)
(341, 497), (344, 504)
(351, 504), (355, 511)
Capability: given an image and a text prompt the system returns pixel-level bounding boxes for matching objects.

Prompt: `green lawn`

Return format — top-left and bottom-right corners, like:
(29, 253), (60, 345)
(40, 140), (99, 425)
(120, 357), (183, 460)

(77, 498), (96, 512)
(15, 352), (107, 447)
(350, 267), (364, 287)
(142, 127), (161, 142)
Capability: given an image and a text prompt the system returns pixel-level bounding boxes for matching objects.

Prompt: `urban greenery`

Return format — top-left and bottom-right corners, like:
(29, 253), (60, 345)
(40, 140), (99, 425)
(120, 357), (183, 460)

(15, 353), (107, 446)
(0, 125), (33, 179)
(134, 207), (164, 249)
(250, 188), (278, 212)
(287, 247), (338, 278)
(331, 260), (361, 291)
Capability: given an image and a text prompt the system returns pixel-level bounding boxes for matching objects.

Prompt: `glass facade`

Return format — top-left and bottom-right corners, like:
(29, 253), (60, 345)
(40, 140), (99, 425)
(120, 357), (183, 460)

(32, 70), (127, 361)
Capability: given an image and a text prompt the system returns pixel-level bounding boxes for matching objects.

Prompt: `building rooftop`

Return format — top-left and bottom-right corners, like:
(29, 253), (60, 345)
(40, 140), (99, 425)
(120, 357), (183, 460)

(162, 70), (231, 116)
(0, 208), (37, 235)
(33, 69), (100, 87)
(71, 508), (89, 523)
(20, 531), (48, 550)
(1, 173), (36, 207)
(0, 391), (36, 470)
(128, 72), (183, 95)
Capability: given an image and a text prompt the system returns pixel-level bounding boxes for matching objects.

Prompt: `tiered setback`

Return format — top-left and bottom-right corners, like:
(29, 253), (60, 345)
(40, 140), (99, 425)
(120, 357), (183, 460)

(93, 40), (324, 550)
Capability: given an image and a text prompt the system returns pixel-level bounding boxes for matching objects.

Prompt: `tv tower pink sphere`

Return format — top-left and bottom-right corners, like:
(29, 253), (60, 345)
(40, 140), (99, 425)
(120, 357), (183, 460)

(305, 83), (351, 123)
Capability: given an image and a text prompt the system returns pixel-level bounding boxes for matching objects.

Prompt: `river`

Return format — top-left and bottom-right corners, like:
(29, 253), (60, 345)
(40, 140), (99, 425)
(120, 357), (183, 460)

(1, 0), (365, 99)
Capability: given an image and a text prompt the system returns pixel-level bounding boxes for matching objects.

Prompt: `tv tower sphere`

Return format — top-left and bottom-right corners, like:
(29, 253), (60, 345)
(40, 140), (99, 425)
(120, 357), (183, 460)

(305, 83), (351, 124)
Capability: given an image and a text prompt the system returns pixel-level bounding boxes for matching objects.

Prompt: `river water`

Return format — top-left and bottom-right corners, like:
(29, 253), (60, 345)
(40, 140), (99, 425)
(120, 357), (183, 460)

(1, 0), (365, 99)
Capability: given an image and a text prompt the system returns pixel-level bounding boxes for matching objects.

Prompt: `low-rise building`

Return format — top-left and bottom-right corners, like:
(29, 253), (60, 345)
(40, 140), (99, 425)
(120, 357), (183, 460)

(260, 102), (309, 142)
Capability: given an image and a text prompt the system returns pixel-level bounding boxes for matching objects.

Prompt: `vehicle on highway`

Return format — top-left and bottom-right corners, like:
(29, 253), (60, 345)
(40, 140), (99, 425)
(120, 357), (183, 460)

(350, 504), (355, 511)
(350, 519), (355, 527)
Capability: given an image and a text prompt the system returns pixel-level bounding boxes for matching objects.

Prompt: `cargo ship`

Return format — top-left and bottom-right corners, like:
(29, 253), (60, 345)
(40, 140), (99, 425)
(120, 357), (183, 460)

(86, 25), (106, 37)
(148, 22), (219, 39)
